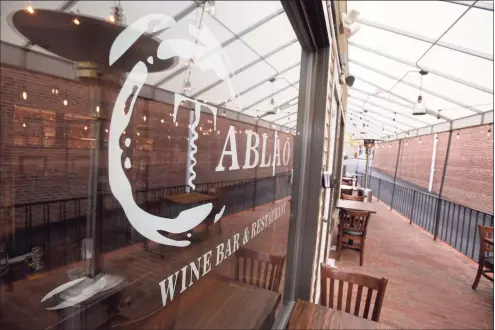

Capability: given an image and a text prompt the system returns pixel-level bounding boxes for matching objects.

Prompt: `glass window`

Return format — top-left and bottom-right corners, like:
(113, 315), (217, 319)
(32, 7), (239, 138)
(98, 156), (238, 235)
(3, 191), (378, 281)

(0, 2), (300, 329)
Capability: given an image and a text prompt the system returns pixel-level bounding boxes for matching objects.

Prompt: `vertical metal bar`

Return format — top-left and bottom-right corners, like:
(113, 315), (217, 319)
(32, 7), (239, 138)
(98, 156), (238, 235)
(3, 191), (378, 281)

(448, 202), (454, 245)
(465, 210), (474, 257)
(377, 179), (381, 202)
(410, 190), (416, 224)
(433, 130), (453, 240)
(390, 140), (402, 210)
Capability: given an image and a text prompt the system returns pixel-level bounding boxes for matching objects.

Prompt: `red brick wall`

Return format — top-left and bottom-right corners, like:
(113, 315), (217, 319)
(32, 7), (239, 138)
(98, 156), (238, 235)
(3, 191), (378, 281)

(0, 64), (294, 209)
(373, 126), (493, 214)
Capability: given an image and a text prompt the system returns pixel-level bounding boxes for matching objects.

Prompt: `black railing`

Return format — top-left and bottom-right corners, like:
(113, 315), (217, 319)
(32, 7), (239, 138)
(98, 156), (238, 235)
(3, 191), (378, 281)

(358, 173), (494, 262)
(1, 173), (292, 275)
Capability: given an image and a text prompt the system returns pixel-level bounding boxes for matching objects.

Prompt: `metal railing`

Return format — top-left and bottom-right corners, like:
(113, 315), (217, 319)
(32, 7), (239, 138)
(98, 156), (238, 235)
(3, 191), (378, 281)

(0, 172), (292, 276)
(358, 172), (494, 262)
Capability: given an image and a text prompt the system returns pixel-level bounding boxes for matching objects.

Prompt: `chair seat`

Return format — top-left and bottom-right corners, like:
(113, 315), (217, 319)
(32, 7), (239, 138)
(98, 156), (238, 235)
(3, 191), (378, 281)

(344, 229), (363, 236)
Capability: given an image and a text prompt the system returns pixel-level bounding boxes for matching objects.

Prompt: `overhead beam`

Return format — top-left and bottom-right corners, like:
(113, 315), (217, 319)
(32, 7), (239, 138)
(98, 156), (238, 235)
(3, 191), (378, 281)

(348, 41), (493, 94)
(242, 84), (298, 112)
(347, 104), (416, 130)
(348, 92), (433, 125)
(442, 0), (493, 11)
(273, 108), (299, 123)
(192, 39), (298, 98)
(350, 59), (483, 115)
(154, 8), (285, 87)
(219, 62), (300, 106)
(346, 113), (393, 136)
(353, 74), (453, 121)
(258, 97), (299, 119)
(356, 17), (493, 61)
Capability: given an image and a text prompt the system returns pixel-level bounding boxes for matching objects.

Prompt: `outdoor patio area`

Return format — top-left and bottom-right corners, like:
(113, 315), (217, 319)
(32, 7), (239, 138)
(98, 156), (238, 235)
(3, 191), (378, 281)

(331, 199), (494, 329)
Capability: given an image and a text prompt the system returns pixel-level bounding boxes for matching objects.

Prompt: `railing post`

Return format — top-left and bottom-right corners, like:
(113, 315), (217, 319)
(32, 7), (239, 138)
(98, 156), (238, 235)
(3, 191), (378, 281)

(377, 179), (381, 202)
(410, 190), (416, 224)
(390, 140), (402, 210)
(272, 175), (276, 204)
(433, 130), (453, 241)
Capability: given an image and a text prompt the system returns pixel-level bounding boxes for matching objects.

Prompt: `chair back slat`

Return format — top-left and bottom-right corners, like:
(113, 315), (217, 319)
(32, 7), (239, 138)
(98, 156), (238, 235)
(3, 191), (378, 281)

(478, 225), (494, 254)
(235, 247), (286, 292)
(341, 193), (365, 202)
(320, 265), (388, 322)
(339, 210), (371, 235)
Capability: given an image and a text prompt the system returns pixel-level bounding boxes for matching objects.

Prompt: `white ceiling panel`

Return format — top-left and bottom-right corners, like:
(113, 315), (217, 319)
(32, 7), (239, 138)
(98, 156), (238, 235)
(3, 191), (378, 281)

(265, 41), (302, 72)
(212, 1), (282, 34)
(251, 87), (299, 112)
(197, 61), (277, 106)
(241, 12), (296, 56)
(225, 79), (290, 111)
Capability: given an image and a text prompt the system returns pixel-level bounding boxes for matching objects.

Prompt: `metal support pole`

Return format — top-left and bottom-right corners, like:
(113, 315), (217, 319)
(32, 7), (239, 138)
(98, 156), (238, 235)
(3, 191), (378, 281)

(410, 190), (416, 224)
(390, 140), (402, 210)
(377, 179), (381, 202)
(364, 147), (370, 188)
(433, 131), (453, 240)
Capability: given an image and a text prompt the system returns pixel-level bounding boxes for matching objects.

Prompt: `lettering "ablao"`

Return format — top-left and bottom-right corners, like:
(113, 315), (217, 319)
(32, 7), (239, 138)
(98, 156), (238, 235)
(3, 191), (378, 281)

(215, 126), (291, 175)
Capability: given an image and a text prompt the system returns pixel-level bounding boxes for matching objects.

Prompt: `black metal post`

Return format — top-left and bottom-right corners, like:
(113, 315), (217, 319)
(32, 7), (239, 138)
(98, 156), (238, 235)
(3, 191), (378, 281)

(377, 179), (381, 202)
(390, 140), (402, 210)
(433, 130), (453, 240)
(410, 190), (416, 224)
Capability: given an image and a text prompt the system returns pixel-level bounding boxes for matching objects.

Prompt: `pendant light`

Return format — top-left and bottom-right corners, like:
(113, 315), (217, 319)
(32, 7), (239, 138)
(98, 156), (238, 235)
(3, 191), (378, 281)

(413, 70), (428, 115)
(266, 78), (279, 115)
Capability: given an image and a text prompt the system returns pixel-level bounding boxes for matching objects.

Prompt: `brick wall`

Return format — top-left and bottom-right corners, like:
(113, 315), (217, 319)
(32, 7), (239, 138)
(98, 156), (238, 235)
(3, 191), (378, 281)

(373, 126), (493, 214)
(0, 64), (294, 209)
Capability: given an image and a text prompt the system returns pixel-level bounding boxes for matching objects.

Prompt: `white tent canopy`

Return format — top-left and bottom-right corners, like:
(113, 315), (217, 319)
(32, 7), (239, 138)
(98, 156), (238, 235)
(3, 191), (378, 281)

(0, 1), (301, 129)
(344, 0), (494, 141)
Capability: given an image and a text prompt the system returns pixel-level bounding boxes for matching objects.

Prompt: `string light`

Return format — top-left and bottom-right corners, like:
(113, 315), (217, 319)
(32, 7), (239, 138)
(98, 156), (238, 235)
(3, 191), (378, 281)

(137, 132), (140, 136)
(105, 129), (108, 133)
(22, 90), (27, 100)
(419, 138), (422, 144)
(487, 127), (491, 137)
(96, 105), (100, 113)
(143, 115), (147, 122)
(161, 118), (164, 123)
(22, 123), (26, 128)
(25, 2), (34, 14)
(389, 143), (391, 148)
(72, 17), (80, 25)
(186, 59), (194, 68)
(175, 122), (179, 127)
(456, 132), (460, 139)
(84, 126), (88, 131)
(405, 140), (408, 146)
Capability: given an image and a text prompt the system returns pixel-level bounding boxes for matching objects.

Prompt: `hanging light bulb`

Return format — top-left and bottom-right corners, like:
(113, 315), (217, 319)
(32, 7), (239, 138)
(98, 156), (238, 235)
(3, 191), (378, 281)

(161, 118), (164, 124)
(184, 80), (192, 93)
(405, 140), (408, 146)
(456, 132), (460, 139)
(137, 132), (140, 136)
(22, 90), (27, 100)
(25, 2), (34, 14)
(22, 123), (26, 128)
(205, 0), (216, 16)
(487, 127), (491, 137)
(72, 17), (80, 25)
(96, 105), (100, 113)
(389, 143), (391, 148)
(413, 70), (428, 115)
(186, 59), (194, 68)
(143, 115), (147, 122)
(419, 137), (422, 144)
(84, 126), (88, 131)
(105, 129), (109, 133)
(63, 99), (68, 106)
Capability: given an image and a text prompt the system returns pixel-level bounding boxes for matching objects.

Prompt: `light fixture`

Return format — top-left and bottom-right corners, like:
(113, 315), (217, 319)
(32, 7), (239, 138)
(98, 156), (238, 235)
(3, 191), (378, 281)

(413, 70), (428, 116)
(456, 132), (460, 139)
(419, 137), (422, 144)
(22, 90), (27, 100)
(25, 2), (34, 14)
(105, 129), (108, 133)
(266, 78), (278, 115)
(175, 122), (179, 127)
(72, 17), (80, 25)
(405, 140), (408, 146)
(345, 76), (355, 87)
(137, 132), (140, 136)
(107, 15), (115, 23)
(389, 143), (391, 148)
(143, 115), (147, 122)
(161, 118), (164, 123)
(183, 80), (192, 94)
(186, 59), (194, 68)
(63, 99), (68, 106)
(488, 128), (492, 137)
(84, 126), (88, 131)
(341, 9), (361, 37)
(205, 0), (216, 16)
(96, 105), (100, 113)
(22, 123), (26, 128)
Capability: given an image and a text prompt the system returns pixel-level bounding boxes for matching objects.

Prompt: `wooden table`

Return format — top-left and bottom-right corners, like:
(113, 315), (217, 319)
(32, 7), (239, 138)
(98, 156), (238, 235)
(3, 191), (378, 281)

(142, 275), (280, 329)
(336, 199), (376, 214)
(163, 192), (217, 204)
(289, 300), (393, 329)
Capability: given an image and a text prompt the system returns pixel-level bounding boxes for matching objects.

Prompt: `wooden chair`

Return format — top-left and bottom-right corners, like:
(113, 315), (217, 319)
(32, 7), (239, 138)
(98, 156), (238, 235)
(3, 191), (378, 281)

(320, 265), (388, 322)
(337, 209), (371, 266)
(342, 178), (353, 186)
(341, 193), (365, 202)
(234, 247), (286, 293)
(472, 225), (494, 290)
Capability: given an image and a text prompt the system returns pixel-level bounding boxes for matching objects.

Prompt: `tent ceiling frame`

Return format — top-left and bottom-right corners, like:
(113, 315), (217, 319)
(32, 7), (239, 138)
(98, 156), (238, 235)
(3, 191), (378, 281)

(442, 0), (494, 11)
(192, 38), (298, 98)
(242, 82), (298, 112)
(218, 61), (300, 106)
(350, 59), (483, 115)
(153, 7), (285, 87)
(258, 96), (299, 119)
(356, 17), (493, 61)
(348, 92), (433, 126)
(349, 41), (493, 94)
(273, 109), (299, 123)
(346, 113), (391, 136)
(347, 103), (417, 129)
(353, 74), (452, 121)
